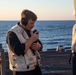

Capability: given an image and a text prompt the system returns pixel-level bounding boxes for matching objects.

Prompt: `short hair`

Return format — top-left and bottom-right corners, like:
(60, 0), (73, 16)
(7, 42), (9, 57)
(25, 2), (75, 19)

(21, 9), (37, 21)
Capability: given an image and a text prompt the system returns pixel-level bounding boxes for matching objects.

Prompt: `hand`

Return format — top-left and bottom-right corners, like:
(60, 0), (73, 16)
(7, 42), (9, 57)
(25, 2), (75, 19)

(30, 31), (39, 43)
(69, 53), (72, 65)
(31, 42), (41, 51)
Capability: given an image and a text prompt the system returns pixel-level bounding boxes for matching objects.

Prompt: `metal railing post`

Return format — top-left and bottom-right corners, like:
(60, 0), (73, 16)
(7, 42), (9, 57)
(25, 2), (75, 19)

(0, 43), (6, 75)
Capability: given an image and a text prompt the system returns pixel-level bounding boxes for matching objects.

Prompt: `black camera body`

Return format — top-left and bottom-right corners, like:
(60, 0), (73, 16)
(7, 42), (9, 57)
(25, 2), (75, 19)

(33, 29), (38, 43)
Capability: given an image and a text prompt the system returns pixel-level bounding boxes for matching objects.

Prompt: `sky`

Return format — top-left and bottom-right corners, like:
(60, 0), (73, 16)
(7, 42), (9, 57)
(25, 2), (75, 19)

(0, 0), (75, 20)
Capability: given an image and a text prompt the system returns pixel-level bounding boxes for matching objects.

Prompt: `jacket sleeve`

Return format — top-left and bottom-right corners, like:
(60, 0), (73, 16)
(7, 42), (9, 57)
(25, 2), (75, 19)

(6, 31), (25, 56)
(38, 39), (43, 51)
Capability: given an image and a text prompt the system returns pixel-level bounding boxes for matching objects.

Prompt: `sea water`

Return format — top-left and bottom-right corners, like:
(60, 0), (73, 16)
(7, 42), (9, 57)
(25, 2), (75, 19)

(0, 20), (75, 52)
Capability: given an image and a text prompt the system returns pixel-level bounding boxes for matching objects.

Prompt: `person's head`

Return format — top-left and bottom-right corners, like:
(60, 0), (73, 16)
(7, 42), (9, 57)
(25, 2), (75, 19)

(20, 9), (37, 31)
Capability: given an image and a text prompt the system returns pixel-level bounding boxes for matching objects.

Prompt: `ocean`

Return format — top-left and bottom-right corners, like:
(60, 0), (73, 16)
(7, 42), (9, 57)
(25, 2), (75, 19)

(0, 20), (75, 52)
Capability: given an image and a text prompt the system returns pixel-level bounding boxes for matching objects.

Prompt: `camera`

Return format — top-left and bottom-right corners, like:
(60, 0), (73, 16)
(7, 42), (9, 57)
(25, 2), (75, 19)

(33, 29), (38, 43)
